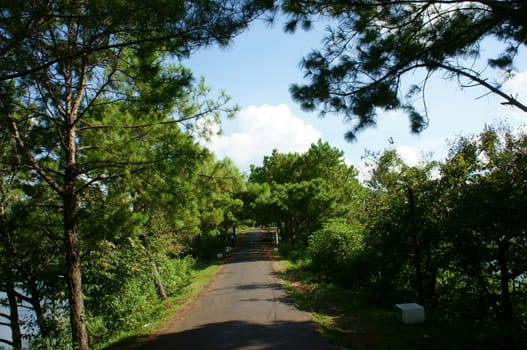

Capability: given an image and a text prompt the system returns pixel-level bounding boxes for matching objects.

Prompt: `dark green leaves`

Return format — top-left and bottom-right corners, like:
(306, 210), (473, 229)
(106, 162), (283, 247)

(282, 0), (527, 140)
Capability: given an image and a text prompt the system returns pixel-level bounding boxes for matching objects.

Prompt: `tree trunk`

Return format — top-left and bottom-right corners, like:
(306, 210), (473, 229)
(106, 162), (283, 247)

(28, 275), (51, 337)
(141, 234), (167, 300)
(151, 260), (168, 300)
(1, 203), (22, 349)
(64, 122), (88, 350)
(6, 279), (22, 350)
(64, 191), (88, 350)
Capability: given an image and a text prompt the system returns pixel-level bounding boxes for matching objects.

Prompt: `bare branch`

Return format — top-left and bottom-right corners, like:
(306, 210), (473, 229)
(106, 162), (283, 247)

(0, 337), (13, 346)
(437, 62), (527, 112)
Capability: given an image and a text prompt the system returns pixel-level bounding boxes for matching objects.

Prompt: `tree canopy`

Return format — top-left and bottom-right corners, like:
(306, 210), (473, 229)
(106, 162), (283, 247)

(281, 0), (527, 140)
(248, 140), (364, 247)
(0, 0), (274, 81)
(0, 1), (273, 349)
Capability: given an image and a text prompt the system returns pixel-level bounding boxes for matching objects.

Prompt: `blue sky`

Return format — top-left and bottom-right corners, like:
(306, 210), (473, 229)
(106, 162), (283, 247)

(184, 17), (527, 178)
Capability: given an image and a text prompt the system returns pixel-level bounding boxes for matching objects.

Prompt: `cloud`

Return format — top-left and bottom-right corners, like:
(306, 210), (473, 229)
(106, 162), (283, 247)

(397, 146), (419, 166)
(206, 104), (322, 171)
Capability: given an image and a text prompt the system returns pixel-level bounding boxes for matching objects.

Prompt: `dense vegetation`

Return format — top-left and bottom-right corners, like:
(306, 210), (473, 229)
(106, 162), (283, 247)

(248, 124), (527, 346)
(0, 74), (248, 349)
(2, 1), (526, 349)
(0, 1), (272, 349)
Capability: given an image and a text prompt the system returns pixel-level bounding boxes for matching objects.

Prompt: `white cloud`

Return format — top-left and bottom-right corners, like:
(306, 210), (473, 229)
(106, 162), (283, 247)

(206, 104), (322, 171)
(397, 146), (419, 166)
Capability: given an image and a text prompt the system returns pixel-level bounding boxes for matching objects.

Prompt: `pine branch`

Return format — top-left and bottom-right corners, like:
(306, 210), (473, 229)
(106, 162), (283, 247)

(6, 114), (64, 194)
(436, 62), (527, 113)
(0, 338), (14, 346)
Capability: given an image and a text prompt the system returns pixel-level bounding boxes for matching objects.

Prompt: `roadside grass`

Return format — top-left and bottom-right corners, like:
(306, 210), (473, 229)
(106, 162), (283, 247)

(276, 260), (527, 350)
(101, 261), (221, 350)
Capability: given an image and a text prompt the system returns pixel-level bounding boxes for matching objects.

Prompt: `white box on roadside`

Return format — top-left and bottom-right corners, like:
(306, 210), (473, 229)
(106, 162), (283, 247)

(394, 303), (425, 324)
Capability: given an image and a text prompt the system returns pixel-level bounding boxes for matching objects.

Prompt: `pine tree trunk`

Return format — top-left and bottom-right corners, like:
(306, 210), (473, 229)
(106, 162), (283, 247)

(64, 192), (88, 350)
(1, 203), (22, 349)
(6, 279), (22, 350)
(64, 123), (88, 350)
(28, 275), (50, 337)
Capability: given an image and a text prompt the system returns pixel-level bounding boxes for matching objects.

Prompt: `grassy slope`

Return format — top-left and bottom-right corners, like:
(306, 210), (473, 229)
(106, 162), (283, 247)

(101, 262), (221, 350)
(275, 260), (526, 350)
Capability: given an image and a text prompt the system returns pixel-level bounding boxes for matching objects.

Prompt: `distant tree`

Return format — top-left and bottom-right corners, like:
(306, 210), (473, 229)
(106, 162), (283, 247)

(282, 0), (527, 140)
(249, 141), (363, 247)
(193, 155), (246, 257)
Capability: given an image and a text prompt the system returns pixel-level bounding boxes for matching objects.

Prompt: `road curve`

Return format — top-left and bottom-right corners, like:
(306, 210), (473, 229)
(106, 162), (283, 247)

(139, 230), (336, 350)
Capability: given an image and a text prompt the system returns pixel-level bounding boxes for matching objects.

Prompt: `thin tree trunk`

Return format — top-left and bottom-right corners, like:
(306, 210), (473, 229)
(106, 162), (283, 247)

(141, 234), (167, 300)
(28, 275), (50, 337)
(6, 279), (22, 350)
(64, 191), (88, 350)
(151, 260), (168, 300)
(1, 201), (22, 350)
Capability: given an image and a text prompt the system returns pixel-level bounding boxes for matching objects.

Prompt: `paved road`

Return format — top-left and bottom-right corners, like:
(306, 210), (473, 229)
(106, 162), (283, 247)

(139, 231), (336, 350)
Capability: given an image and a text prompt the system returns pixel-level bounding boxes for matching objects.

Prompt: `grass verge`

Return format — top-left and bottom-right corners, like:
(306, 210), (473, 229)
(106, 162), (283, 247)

(276, 260), (527, 350)
(101, 262), (221, 350)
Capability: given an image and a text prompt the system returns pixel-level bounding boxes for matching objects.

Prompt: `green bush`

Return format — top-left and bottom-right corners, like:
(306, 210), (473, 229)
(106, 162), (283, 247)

(83, 254), (199, 348)
(278, 240), (305, 262)
(87, 270), (158, 345)
(157, 255), (196, 295)
(198, 233), (228, 260)
(307, 218), (366, 287)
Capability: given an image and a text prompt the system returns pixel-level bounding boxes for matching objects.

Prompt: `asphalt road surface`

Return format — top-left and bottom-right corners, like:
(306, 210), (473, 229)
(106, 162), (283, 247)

(139, 230), (336, 350)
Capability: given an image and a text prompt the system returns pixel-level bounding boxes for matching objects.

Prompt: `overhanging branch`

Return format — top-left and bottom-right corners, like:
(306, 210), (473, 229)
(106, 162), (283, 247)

(436, 62), (527, 113)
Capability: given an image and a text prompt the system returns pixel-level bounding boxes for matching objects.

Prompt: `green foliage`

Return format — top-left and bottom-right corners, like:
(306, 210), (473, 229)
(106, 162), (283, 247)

(355, 124), (527, 327)
(248, 140), (365, 247)
(307, 218), (366, 287)
(197, 233), (230, 261)
(281, 1), (527, 139)
(279, 260), (527, 350)
(157, 256), (196, 295)
(264, 123), (526, 333)
(83, 255), (196, 347)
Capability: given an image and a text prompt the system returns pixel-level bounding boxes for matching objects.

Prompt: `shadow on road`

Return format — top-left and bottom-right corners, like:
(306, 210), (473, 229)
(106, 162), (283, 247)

(140, 320), (333, 350)
(225, 230), (277, 264)
(106, 231), (336, 350)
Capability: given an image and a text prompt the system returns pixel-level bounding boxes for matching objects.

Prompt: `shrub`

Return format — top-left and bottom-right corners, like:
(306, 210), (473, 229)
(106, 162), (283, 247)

(307, 218), (366, 287)
(157, 255), (196, 295)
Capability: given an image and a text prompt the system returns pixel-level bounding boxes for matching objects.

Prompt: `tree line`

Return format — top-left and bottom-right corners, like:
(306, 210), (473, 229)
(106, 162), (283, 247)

(248, 126), (527, 342)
